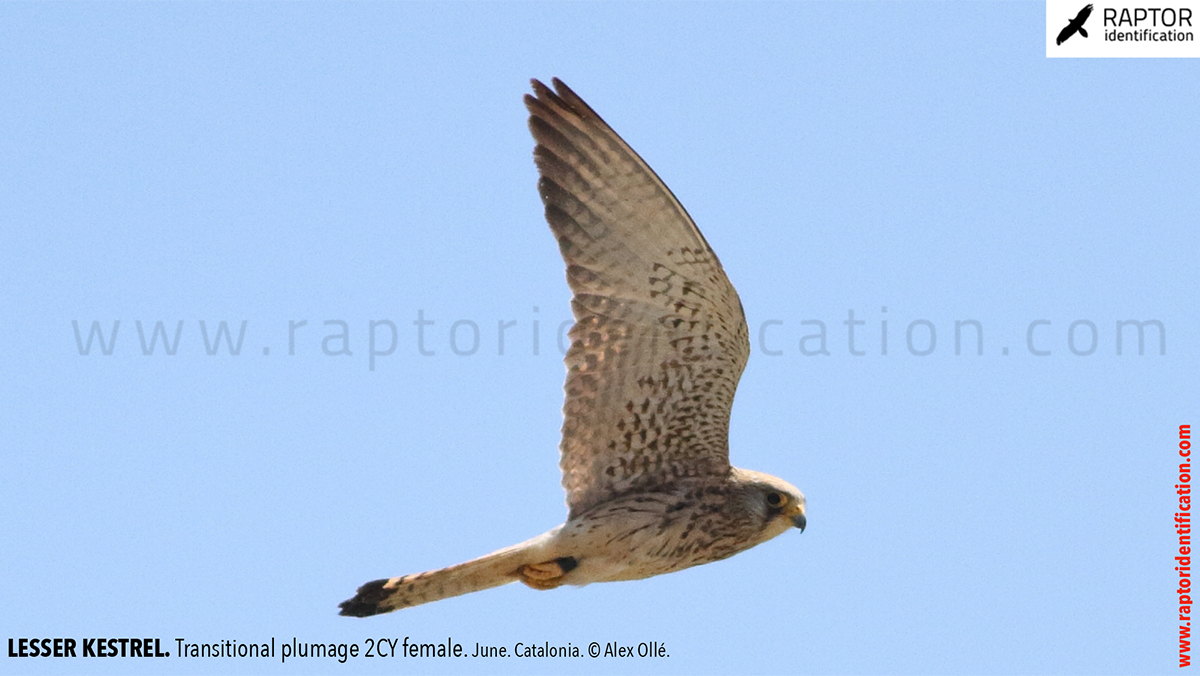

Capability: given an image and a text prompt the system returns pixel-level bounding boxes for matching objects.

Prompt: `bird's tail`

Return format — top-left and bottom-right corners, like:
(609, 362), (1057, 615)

(338, 537), (545, 616)
(1079, 27), (1089, 38)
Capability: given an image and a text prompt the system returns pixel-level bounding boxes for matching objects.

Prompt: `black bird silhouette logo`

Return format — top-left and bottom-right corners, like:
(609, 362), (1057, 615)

(1057, 4), (1094, 45)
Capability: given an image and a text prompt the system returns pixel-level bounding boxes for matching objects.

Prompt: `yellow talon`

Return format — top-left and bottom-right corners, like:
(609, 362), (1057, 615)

(519, 561), (568, 589)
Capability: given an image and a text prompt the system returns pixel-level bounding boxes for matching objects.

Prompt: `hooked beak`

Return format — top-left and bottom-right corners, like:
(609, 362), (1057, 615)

(783, 502), (807, 533)
(792, 512), (807, 533)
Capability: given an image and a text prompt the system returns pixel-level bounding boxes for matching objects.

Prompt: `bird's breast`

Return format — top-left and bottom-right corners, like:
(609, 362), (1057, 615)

(551, 486), (765, 584)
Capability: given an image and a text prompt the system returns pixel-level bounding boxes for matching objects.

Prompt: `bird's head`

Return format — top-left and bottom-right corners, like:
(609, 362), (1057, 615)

(730, 468), (807, 542)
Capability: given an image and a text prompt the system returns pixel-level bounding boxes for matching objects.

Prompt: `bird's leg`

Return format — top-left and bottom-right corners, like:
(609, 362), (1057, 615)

(518, 556), (578, 590)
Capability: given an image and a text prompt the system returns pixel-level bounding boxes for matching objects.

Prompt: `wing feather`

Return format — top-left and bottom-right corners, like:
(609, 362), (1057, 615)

(525, 78), (751, 517)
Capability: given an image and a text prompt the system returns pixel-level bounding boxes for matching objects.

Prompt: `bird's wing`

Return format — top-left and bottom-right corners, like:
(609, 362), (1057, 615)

(1076, 4), (1093, 22)
(1056, 23), (1076, 44)
(525, 78), (750, 518)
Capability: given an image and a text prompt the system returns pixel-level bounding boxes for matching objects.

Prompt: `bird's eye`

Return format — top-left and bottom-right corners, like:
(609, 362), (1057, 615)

(766, 492), (784, 507)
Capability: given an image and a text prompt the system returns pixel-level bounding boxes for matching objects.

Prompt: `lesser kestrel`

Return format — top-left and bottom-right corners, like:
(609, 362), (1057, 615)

(339, 79), (806, 617)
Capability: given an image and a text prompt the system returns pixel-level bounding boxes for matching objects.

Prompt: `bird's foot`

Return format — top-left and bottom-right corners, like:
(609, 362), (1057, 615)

(518, 556), (577, 590)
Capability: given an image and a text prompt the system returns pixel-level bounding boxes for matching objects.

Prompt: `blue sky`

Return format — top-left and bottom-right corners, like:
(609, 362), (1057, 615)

(2, 2), (1197, 675)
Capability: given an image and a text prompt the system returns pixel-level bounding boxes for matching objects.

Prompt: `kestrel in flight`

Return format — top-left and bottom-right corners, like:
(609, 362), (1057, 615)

(338, 78), (806, 617)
